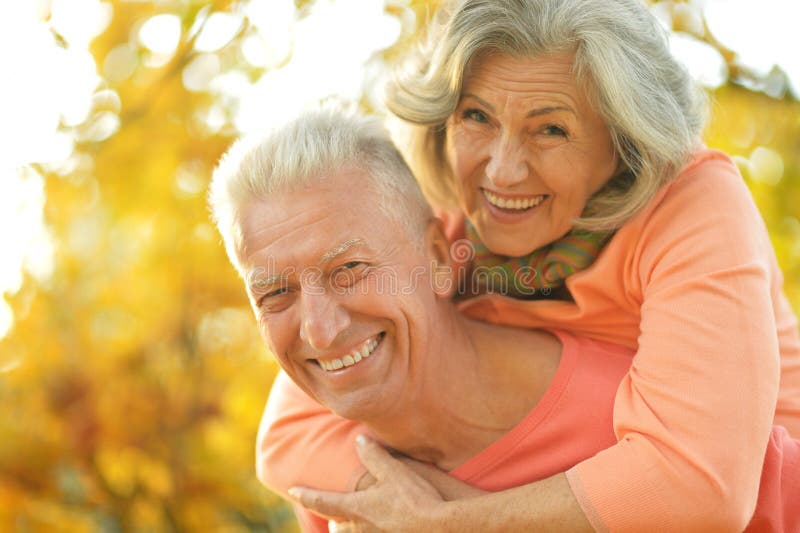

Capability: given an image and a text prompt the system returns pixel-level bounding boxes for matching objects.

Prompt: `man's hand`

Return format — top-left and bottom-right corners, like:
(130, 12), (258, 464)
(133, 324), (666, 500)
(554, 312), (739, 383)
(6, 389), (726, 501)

(289, 435), (480, 532)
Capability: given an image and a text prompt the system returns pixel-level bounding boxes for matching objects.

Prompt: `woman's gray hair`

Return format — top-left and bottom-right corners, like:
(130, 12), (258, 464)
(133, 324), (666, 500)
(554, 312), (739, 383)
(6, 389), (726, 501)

(209, 107), (432, 272)
(387, 0), (707, 230)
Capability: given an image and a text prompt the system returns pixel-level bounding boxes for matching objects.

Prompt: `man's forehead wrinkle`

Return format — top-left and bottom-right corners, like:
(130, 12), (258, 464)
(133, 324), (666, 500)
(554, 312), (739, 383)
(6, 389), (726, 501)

(377, 241), (403, 259)
(246, 200), (334, 237)
(242, 207), (338, 262)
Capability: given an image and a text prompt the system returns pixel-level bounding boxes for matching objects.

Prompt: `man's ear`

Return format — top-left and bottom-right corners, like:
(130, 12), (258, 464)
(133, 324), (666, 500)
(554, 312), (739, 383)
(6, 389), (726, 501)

(424, 218), (457, 298)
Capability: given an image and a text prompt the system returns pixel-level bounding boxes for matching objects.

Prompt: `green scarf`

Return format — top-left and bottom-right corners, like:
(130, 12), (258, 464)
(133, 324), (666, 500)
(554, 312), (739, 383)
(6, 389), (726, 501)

(464, 221), (614, 298)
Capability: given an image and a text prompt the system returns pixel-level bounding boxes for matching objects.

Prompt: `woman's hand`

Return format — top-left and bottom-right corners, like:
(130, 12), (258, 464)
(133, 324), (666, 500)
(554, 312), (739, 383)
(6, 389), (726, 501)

(289, 435), (485, 532)
(393, 455), (486, 501)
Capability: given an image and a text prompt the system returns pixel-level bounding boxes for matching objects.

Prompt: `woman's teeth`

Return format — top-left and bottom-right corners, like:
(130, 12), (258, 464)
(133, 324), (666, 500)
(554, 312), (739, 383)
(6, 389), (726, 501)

(319, 335), (380, 372)
(484, 190), (546, 210)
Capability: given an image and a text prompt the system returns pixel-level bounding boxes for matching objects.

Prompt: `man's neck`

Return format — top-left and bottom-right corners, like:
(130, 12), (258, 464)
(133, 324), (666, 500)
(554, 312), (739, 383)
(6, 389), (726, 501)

(361, 311), (562, 471)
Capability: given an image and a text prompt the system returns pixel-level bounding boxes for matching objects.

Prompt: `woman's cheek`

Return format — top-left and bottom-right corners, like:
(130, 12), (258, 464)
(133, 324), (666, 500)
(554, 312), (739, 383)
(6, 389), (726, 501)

(448, 129), (480, 181)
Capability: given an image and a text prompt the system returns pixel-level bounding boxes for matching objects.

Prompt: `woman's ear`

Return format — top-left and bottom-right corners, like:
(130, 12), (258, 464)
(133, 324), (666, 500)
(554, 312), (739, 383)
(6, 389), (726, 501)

(424, 218), (458, 298)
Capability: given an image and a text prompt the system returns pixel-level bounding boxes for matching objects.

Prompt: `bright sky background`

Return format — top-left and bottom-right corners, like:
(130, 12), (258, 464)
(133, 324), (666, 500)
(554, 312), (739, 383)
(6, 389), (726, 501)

(0, 0), (797, 339)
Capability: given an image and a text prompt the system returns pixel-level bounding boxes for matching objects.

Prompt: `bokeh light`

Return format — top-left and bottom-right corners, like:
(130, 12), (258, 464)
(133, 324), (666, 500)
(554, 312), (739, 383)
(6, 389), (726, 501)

(5, 0), (796, 342)
(705, 0), (800, 96)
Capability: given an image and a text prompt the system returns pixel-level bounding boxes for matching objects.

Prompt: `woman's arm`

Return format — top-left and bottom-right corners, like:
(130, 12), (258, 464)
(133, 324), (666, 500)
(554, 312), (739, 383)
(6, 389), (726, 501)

(256, 371), (368, 496)
(565, 154), (781, 531)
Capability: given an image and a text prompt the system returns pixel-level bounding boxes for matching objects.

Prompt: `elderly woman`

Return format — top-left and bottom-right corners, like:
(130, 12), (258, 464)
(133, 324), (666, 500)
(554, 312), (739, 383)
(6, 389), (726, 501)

(256, 0), (800, 530)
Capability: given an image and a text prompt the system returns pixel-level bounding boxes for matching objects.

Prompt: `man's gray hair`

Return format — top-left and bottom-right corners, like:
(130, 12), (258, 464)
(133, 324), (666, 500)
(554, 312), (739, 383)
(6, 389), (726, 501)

(387, 0), (707, 230)
(209, 107), (433, 272)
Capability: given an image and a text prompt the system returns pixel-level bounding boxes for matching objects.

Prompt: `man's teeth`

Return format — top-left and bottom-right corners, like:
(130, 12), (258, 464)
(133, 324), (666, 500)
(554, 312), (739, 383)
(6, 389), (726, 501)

(484, 190), (545, 210)
(319, 336), (380, 372)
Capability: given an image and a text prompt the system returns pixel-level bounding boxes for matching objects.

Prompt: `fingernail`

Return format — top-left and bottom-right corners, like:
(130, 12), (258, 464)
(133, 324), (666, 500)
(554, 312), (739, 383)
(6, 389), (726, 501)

(355, 434), (368, 446)
(288, 487), (301, 498)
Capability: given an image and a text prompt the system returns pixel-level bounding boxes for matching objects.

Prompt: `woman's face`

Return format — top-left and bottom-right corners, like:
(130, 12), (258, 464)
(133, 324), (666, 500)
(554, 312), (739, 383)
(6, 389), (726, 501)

(445, 52), (619, 256)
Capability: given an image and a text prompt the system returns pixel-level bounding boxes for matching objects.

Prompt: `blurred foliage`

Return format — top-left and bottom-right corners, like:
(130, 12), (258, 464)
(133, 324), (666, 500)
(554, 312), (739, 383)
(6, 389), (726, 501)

(0, 0), (797, 532)
(705, 86), (800, 308)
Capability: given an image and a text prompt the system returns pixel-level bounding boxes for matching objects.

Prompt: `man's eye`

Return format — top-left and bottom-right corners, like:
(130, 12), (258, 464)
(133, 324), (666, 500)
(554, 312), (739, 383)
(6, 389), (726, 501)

(258, 287), (289, 307)
(342, 261), (363, 269)
(336, 261), (367, 276)
(331, 261), (368, 288)
(463, 108), (489, 124)
(266, 287), (288, 297)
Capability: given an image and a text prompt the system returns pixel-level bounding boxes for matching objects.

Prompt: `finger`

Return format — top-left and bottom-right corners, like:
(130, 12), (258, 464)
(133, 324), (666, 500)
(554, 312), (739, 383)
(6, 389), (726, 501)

(397, 459), (481, 499)
(354, 435), (404, 481)
(354, 471), (378, 491)
(289, 487), (360, 520)
(329, 521), (379, 533)
(328, 520), (359, 533)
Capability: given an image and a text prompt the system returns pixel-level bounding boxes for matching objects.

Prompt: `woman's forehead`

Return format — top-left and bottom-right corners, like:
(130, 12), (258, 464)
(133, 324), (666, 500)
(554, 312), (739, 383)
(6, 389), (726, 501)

(460, 53), (588, 113)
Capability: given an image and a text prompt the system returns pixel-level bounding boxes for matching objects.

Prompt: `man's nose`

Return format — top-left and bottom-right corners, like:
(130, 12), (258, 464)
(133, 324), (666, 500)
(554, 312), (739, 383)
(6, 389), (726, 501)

(485, 133), (529, 189)
(298, 288), (351, 350)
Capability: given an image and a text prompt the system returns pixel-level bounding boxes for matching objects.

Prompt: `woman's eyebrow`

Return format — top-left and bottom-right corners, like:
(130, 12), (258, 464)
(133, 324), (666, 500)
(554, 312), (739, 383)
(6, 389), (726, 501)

(461, 93), (575, 117)
(461, 92), (495, 111)
(526, 105), (575, 117)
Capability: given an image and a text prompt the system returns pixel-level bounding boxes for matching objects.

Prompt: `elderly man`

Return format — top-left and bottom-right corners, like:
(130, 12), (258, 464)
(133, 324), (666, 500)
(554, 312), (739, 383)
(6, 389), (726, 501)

(209, 109), (797, 532)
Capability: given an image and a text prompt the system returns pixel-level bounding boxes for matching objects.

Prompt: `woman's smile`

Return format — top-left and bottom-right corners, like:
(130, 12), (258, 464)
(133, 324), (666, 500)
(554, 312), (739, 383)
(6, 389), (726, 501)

(481, 188), (550, 223)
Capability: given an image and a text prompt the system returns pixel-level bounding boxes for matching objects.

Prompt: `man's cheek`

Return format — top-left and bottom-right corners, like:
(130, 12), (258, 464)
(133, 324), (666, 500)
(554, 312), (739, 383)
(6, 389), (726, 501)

(259, 325), (285, 361)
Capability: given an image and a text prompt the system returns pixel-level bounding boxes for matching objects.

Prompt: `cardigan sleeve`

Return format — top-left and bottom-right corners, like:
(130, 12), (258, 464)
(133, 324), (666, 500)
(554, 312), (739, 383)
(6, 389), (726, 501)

(568, 153), (782, 531)
(256, 371), (368, 496)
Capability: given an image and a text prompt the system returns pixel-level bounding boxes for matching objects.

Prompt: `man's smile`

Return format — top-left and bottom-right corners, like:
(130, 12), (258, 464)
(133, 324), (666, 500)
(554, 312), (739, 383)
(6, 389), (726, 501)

(311, 332), (386, 372)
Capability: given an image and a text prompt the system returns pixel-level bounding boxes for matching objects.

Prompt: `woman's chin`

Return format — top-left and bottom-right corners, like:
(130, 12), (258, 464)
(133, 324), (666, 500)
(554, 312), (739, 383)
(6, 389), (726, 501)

(481, 232), (545, 258)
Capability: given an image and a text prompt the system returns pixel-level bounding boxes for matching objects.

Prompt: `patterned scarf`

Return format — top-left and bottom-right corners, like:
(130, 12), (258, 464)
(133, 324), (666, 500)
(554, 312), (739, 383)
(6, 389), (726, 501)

(464, 221), (614, 299)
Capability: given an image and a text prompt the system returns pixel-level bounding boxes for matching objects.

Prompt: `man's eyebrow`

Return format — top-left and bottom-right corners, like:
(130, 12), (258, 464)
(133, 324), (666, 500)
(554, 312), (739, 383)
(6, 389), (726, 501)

(320, 238), (366, 264)
(248, 274), (283, 292)
(461, 93), (575, 117)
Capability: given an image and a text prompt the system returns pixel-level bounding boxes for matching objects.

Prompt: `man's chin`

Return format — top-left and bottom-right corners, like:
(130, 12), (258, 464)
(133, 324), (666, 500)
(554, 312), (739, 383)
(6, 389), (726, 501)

(319, 389), (390, 422)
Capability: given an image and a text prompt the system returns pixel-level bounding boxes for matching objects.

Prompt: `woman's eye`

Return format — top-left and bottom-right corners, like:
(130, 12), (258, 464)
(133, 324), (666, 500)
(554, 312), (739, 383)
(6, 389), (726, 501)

(542, 125), (567, 137)
(463, 108), (489, 124)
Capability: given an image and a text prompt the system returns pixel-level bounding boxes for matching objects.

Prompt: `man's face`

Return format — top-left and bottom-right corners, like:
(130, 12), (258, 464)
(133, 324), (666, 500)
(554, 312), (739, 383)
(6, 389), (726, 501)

(238, 167), (441, 421)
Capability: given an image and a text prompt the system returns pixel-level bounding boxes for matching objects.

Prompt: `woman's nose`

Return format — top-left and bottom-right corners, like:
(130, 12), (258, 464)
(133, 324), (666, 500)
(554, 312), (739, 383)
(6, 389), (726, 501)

(485, 134), (529, 189)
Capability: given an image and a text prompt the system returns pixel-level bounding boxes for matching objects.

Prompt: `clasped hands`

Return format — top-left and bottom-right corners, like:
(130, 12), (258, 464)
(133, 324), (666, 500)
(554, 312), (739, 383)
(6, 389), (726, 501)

(288, 435), (487, 533)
